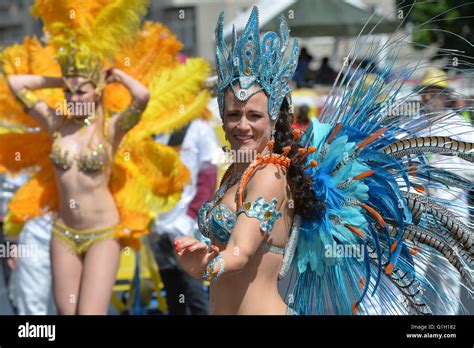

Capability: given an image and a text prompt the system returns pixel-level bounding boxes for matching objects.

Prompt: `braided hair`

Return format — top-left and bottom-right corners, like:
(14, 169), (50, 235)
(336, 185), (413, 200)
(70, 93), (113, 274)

(273, 97), (325, 220)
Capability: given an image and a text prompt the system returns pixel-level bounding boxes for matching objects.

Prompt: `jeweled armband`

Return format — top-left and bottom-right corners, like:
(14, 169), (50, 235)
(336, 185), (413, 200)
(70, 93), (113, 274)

(237, 196), (282, 234)
(203, 254), (224, 282)
(119, 103), (143, 131)
(15, 87), (39, 110)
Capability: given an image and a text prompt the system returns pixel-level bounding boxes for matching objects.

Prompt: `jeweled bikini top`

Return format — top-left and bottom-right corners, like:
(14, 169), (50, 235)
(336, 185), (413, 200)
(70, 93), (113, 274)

(198, 162), (300, 279)
(49, 141), (106, 172)
(49, 117), (108, 173)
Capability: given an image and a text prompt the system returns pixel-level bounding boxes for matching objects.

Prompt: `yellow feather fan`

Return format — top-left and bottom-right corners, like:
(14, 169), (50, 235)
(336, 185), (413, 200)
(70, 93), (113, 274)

(115, 22), (184, 87)
(103, 21), (183, 112)
(0, 36), (63, 128)
(0, 132), (51, 173)
(31, 0), (150, 61)
(131, 58), (211, 138)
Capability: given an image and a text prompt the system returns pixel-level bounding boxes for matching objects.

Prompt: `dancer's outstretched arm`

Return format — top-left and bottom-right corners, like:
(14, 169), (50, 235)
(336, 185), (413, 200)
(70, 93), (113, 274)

(176, 163), (290, 280)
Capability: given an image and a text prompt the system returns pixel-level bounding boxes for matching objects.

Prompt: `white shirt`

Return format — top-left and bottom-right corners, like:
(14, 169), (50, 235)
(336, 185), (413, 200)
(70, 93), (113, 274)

(153, 119), (221, 237)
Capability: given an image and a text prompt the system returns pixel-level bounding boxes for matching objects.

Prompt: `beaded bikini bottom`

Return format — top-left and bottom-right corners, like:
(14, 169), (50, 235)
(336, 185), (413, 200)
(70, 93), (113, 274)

(51, 220), (119, 255)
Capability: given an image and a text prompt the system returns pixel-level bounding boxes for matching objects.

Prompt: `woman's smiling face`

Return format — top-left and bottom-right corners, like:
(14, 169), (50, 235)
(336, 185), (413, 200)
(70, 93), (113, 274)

(223, 83), (274, 156)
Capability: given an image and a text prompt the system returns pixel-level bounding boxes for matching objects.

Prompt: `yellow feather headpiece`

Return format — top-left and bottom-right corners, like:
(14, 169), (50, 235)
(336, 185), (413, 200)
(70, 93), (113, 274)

(55, 34), (103, 85)
(31, 0), (150, 85)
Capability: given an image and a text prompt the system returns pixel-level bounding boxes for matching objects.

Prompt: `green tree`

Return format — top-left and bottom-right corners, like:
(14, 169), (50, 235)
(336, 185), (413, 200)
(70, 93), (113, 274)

(396, 0), (474, 69)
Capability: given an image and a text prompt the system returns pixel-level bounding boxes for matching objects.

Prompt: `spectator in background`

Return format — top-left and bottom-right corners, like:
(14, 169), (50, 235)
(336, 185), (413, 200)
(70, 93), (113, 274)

(2, 172), (56, 315)
(345, 58), (379, 86)
(151, 115), (220, 315)
(291, 104), (311, 132)
(8, 215), (56, 315)
(293, 47), (313, 88)
(314, 57), (338, 86)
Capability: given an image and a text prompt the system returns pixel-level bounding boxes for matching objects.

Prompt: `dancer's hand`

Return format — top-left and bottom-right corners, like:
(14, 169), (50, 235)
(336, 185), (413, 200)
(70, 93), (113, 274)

(104, 67), (149, 109)
(6, 256), (18, 272)
(103, 67), (124, 84)
(174, 236), (220, 279)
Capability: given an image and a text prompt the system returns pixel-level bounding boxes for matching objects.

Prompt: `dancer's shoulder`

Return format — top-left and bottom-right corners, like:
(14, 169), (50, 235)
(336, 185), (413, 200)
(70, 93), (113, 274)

(244, 162), (289, 200)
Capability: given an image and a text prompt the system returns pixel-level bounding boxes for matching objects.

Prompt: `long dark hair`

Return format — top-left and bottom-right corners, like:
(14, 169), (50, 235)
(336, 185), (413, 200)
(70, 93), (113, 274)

(273, 97), (325, 220)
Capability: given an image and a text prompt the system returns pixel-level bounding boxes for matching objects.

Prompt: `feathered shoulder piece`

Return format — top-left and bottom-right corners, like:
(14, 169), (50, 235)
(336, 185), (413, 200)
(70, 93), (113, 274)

(234, 129), (316, 210)
(284, 31), (474, 314)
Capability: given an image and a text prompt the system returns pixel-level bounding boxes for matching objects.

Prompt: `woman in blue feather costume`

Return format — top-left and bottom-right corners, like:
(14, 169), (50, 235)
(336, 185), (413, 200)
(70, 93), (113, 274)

(175, 5), (473, 315)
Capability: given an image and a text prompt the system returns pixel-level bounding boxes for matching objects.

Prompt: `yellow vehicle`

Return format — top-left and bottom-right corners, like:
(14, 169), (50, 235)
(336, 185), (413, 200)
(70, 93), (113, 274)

(112, 236), (168, 315)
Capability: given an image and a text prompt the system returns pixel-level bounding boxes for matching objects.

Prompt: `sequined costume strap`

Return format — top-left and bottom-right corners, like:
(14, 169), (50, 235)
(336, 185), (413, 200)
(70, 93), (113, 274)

(118, 102), (145, 131)
(14, 87), (40, 110)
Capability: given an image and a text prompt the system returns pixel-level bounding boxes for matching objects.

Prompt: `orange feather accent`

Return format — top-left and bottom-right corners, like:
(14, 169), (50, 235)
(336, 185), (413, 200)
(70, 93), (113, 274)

(267, 140), (275, 150)
(352, 303), (359, 314)
(359, 276), (366, 289)
(236, 154), (291, 209)
(344, 224), (366, 239)
(410, 248), (419, 255)
(357, 127), (387, 149)
(297, 148), (307, 155)
(385, 262), (394, 275)
(390, 241), (398, 253)
(407, 162), (418, 177)
(303, 160), (318, 170)
(0, 132), (52, 173)
(292, 129), (302, 139)
(352, 169), (375, 181)
(6, 163), (58, 236)
(326, 122), (342, 144)
(414, 185), (425, 193)
(361, 204), (386, 228)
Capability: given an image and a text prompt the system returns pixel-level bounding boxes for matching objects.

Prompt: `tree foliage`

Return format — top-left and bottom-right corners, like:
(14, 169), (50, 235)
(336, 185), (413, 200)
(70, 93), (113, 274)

(396, 0), (474, 69)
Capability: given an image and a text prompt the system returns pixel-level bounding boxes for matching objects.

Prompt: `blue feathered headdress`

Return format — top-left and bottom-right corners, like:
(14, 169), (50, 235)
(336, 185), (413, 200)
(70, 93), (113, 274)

(214, 6), (299, 121)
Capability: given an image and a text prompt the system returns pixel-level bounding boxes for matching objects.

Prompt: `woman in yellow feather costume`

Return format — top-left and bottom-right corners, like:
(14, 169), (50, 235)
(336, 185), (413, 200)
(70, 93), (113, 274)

(0, 0), (210, 314)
